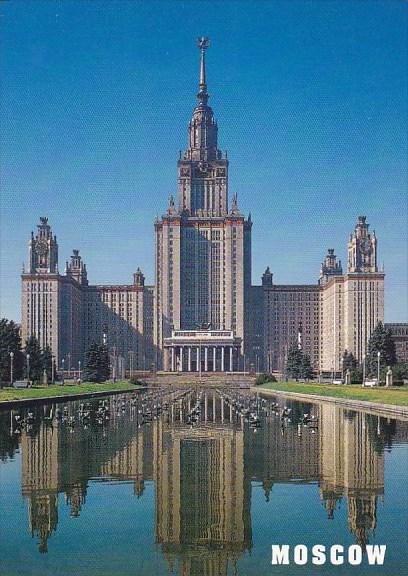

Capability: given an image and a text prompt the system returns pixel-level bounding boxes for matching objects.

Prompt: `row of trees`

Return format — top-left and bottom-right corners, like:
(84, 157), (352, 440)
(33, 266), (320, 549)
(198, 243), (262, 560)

(284, 322), (406, 383)
(342, 322), (405, 382)
(0, 319), (54, 383)
(1, 318), (111, 385)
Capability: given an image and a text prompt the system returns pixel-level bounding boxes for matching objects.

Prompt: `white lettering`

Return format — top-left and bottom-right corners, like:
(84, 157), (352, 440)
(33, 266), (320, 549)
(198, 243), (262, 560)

(330, 545), (344, 565)
(294, 545), (308, 565)
(348, 545), (362, 565)
(271, 545), (289, 565)
(366, 545), (386, 565)
(312, 544), (326, 565)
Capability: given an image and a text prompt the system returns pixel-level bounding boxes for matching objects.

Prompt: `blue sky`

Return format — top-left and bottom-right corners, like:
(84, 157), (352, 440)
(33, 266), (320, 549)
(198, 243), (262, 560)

(1, 0), (407, 322)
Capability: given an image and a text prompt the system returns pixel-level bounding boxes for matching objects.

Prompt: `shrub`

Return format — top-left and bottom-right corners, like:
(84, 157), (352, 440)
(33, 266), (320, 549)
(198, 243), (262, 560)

(350, 367), (363, 384)
(255, 373), (277, 386)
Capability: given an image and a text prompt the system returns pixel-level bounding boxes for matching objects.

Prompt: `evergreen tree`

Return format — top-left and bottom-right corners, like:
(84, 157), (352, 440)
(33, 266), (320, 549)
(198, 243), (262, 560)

(41, 346), (53, 380)
(0, 319), (24, 384)
(342, 349), (358, 371)
(24, 335), (43, 382)
(286, 345), (314, 380)
(300, 353), (313, 380)
(99, 345), (110, 381)
(366, 322), (396, 376)
(286, 345), (304, 380)
(83, 343), (110, 383)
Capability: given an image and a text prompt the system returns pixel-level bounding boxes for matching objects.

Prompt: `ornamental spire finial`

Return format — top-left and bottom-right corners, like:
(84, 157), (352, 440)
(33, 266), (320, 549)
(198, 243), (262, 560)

(197, 36), (210, 104)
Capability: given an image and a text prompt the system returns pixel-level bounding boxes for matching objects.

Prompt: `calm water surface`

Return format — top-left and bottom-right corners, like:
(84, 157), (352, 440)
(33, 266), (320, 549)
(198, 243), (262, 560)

(0, 388), (407, 576)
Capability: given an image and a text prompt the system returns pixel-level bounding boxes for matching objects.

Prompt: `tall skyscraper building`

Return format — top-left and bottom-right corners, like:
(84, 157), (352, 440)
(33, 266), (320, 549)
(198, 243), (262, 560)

(154, 38), (252, 371)
(21, 39), (386, 376)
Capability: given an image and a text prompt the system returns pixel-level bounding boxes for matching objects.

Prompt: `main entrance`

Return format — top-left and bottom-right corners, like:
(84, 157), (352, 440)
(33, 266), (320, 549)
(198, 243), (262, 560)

(164, 330), (242, 372)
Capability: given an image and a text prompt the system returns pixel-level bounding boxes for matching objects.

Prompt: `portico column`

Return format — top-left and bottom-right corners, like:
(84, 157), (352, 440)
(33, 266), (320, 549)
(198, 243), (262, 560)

(188, 347), (192, 372)
(213, 347), (216, 371)
(171, 348), (175, 372)
(204, 347), (208, 372)
(221, 347), (225, 372)
(229, 347), (233, 372)
(221, 398), (224, 422)
(180, 347), (183, 372)
(196, 347), (200, 372)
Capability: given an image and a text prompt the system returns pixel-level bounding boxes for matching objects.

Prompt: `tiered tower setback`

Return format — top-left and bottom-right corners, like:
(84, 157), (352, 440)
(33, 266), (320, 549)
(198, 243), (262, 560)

(21, 39), (386, 376)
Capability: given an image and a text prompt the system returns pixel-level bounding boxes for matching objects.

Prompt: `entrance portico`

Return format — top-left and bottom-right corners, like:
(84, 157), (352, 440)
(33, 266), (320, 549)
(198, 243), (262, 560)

(164, 330), (241, 373)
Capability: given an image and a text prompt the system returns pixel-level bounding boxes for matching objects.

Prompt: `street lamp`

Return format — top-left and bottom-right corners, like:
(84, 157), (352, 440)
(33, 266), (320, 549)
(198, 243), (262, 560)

(112, 346), (116, 382)
(9, 352), (14, 385)
(61, 358), (65, 385)
(26, 354), (30, 383)
(129, 350), (134, 379)
(68, 352), (71, 377)
(78, 360), (81, 383)
(377, 351), (381, 385)
(51, 356), (55, 384)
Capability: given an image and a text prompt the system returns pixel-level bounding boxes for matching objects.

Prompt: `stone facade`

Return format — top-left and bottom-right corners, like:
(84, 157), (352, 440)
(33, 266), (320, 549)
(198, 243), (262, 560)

(318, 217), (384, 372)
(21, 40), (388, 375)
(154, 38), (252, 371)
(21, 218), (154, 370)
(385, 323), (408, 363)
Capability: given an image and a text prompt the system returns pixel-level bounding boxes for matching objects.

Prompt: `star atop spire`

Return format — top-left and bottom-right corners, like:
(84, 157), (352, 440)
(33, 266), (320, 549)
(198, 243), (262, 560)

(197, 36), (210, 105)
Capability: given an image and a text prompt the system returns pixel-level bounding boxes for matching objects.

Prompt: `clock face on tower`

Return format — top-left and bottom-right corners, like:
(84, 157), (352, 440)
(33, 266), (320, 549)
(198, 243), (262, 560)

(36, 239), (48, 256)
(360, 239), (371, 254)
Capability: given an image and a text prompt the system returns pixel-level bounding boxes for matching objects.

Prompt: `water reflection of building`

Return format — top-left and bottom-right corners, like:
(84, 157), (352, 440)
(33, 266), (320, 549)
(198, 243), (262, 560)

(21, 426), (61, 553)
(20, 399), (152, 552)
(14, 392), (408, 565)
(319, 405), (384, 546)
(153, 393), (252, 576)
(245, 404), (320, 500)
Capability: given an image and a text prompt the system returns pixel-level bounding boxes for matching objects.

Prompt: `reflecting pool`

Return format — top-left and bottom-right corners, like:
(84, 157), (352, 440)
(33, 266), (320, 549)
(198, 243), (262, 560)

(0, 388), (407, 576)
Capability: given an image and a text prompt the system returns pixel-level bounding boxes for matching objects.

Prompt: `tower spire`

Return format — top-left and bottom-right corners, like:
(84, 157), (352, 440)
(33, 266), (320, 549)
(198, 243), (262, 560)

(197, 36), (210, 104)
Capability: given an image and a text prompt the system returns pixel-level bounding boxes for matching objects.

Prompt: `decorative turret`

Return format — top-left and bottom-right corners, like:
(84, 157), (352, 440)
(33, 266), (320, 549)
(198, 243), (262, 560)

(348, 216), (377, 273)
(133, 267), (145, 287)
(229, 192), (241, 216)
(66, 249), (88, 286)
(262, 266), (273, 287)
(319, 248), (343, 285)
(167, 195), (177, 216)
(28, 217), (59, 274)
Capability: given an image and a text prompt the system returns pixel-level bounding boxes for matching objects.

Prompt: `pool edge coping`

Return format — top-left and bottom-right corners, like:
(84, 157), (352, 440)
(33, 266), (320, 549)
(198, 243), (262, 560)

(0, 386), (147, 408)
(251, 386), (408, 419)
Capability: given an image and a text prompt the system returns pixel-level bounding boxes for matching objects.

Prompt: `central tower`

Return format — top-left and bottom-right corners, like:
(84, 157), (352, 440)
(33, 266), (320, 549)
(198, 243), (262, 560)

(178, 37), (228, 216)
(154, 38), (252, 372)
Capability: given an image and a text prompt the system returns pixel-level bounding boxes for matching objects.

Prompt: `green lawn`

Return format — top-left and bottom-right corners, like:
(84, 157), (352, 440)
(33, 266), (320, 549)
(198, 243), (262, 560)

(0, 380), (140, 403)
(256, 381), (408, 407)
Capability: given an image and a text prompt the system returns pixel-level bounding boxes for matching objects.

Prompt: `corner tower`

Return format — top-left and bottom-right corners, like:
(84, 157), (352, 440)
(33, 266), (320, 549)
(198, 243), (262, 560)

(348, 216), (377, 273)
(154, 38), (252, 372)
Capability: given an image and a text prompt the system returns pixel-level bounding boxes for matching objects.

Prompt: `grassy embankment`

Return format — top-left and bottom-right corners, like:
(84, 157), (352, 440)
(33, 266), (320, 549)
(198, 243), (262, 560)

(0, 380), (140, 403)
(256, 381), (408, 407)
